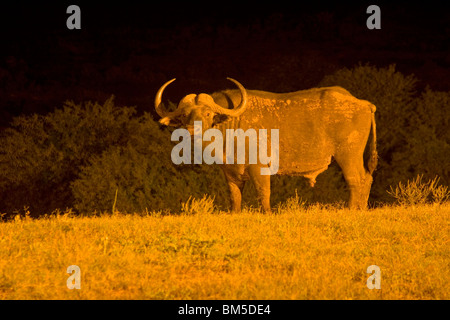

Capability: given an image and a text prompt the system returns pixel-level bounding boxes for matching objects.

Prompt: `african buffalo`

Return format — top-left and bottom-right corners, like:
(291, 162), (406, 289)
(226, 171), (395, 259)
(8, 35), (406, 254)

(155, 78), (377, 212)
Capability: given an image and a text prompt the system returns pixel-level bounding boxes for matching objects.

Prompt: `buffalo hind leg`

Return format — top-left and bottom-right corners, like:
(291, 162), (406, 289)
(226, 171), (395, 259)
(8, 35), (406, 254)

(335, 157), (373, 210)
(248, 165), (271, 213)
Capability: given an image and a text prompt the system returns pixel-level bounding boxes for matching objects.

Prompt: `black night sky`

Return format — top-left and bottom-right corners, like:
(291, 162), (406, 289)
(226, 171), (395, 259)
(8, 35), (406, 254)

(0, 1), (449, 127)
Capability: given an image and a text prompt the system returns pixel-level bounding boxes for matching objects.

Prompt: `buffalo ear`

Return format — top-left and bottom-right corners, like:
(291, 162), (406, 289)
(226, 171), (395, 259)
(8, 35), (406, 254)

(213, 114), (230, 126)
(159, 117), (181, 127)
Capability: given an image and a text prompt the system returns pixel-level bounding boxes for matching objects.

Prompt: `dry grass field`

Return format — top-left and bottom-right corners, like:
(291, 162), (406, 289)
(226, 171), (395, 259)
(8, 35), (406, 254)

(0, 203), (448, 300)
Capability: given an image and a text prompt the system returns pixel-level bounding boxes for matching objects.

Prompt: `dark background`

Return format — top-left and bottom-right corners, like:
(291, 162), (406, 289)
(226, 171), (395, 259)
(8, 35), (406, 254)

(0, 1), (449, 127)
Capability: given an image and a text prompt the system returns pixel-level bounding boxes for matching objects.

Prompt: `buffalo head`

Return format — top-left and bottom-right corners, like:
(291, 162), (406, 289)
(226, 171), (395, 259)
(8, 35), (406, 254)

(154, 78), (248, 133)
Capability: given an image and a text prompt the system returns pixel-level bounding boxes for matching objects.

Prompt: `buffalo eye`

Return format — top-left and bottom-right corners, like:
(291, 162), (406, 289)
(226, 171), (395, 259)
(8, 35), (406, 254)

(212, 114), (229, 126)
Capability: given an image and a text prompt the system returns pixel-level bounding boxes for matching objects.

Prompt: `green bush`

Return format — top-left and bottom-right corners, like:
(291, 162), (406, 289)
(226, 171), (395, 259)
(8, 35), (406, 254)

(71, 115), (229, 214)
(392, 88), (450, 186)
(70, 125), (179, 214)
(0, 96), (233, 216)
(0, 96), (137, 215)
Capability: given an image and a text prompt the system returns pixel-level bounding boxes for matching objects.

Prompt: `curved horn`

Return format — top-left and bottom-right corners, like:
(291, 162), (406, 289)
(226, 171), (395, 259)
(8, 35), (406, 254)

(209, 78), (248, 117)
(154, 78), (176, 117)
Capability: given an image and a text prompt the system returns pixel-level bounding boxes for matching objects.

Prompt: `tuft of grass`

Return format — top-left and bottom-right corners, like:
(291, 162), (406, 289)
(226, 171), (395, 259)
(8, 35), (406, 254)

(387, 175), (449, 206)
(431, 184), (450, 204)
(181, 194), (215, 215)
(276, 189), (306, 213)
(112, 188), (119, 214)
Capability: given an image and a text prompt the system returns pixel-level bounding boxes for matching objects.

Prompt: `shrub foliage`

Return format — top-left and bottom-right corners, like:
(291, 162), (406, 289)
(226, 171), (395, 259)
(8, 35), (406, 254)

(0, 97), (137, 215)
(0, 97), (231, 216)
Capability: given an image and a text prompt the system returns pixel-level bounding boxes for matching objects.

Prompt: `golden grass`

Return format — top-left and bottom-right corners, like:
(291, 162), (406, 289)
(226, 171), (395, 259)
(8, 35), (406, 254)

(0, 203), (448, 299)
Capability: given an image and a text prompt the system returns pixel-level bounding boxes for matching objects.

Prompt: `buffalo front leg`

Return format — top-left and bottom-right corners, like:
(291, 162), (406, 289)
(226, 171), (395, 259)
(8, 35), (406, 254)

(222, 165), (246, 213)
(248, 165), (271, 213)
(227, 179), (245, 213)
